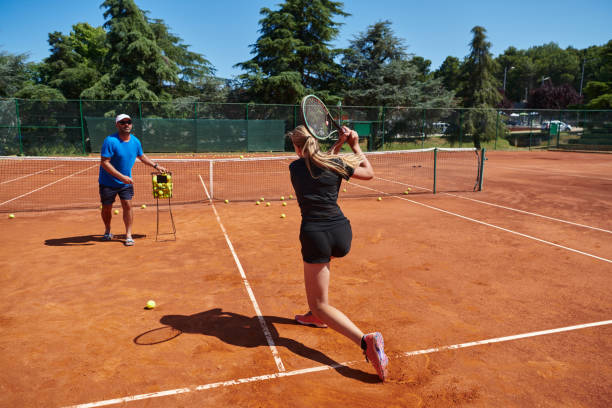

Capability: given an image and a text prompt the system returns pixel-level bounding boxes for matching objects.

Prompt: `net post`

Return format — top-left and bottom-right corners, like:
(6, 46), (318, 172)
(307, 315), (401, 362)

(478, 148), (486, 191)
(79, 99), (86, 155)
(209, 160), (214, 199)
(15, 99), (23, 155)
(433, 147), (438, 194)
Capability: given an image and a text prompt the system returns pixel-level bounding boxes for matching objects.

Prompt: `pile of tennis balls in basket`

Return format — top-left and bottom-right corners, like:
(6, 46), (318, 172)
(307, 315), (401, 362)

(152, 173), (173, 199)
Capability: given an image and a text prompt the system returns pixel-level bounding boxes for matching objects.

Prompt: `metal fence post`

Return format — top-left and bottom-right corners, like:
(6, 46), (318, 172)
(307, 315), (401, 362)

(495, 110), (499, 150)
(15, 99), (23, 155)
(381, 106), (386, 151)
(78, 99), (86, 154)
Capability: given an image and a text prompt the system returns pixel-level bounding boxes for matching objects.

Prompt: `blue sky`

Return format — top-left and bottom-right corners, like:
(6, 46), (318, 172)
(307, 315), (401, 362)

(1, 0), (610, 79)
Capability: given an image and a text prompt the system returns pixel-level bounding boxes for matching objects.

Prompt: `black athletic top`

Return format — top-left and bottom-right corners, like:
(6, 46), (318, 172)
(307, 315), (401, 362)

(289, 157), (354, 231)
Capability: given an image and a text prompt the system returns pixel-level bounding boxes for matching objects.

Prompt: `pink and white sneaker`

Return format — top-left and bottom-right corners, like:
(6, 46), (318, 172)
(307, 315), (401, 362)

(363, 332), (388, 381)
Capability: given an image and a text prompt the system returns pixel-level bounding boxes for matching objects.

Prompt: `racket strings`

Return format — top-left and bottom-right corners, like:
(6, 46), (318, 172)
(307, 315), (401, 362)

(303, 99), (331, 139)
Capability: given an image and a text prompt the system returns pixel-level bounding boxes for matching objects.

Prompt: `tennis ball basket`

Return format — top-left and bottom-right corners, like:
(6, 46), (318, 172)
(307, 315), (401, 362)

(152, 172), (176, 241)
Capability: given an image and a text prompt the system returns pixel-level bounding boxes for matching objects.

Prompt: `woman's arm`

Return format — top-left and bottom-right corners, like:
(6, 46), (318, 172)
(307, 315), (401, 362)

(345, 129), (374, 180)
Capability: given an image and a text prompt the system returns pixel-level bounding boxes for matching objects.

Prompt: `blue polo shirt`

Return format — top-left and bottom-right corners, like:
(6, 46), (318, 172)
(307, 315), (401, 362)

(99, 133), (143, 188)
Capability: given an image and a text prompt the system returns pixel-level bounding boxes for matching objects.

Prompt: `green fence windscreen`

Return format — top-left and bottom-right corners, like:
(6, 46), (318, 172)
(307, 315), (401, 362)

(86, 117), (285, 153)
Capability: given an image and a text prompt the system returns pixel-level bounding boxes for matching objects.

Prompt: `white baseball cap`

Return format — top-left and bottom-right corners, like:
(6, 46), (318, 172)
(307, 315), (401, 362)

(115, 114), (131, 123)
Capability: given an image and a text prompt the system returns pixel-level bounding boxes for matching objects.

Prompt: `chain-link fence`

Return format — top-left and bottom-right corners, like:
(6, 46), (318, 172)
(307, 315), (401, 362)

(1, 98), (611, 155)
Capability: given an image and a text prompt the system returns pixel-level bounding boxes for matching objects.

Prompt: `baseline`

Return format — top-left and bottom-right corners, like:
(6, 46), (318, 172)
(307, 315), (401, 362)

(62, 320), (612, 408)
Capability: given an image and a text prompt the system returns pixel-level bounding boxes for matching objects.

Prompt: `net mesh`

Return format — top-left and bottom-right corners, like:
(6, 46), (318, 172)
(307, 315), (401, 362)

(0, 148), (482, 212)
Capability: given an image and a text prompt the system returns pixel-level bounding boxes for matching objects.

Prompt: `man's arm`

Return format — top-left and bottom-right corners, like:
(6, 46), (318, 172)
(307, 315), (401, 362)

(100, 157), (133, 184)
(138, 154), (167, 173)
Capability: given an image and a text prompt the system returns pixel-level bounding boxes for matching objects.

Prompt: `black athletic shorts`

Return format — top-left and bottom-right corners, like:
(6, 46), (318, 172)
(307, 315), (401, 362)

(299, 221), (352, 264)
(99, 184), (134, 205)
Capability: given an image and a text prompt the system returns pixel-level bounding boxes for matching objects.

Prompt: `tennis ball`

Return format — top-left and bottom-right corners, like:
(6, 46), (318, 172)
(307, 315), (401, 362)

(256, 201), (260, 205)
(114, 209), (119, 215)
(8, 214), (15, 219)
(266, 202), (271, 207)
(240, 155), (244, 159)
(280, 196), (285, 201)
(282, 202), (287, 206)
(145, 300), (156, 309)
(289, 194), (293, 199)
(280, 213), (286, 218)
(141, 204), (147, 209)
(260, 197), (265, 202)
(343, 188), (347, 192)
(377, 197), (382, 201)
(224, 199), (229, 204)
(99, 205), (103, 209)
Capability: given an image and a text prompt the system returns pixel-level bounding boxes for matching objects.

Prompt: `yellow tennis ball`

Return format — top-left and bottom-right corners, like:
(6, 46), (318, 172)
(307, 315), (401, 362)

(141, 204), (147, 209)
(343, 188), (347, 192)
(224, 199), (229, 204)
(377, 197), (382, 201)
(260, 197), (265, 202)
(114, 209), (119, 214)
(99, 205), (103, 209)
(266, 202), (271, 207)
(280, 196), (285, 201)
(240, 155), (244, 159)
(145, 300), (156, 309)
(289, 194), (293, 199)
(282, 202), (287, 206)
(280, 213), (286, 218)
(8, 214), (15, 219)
(256, 201), (260, 205)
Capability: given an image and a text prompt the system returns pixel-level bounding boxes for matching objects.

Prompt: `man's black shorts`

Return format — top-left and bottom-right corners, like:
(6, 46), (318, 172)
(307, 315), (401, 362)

(299, 221), (352, 264)
(99, 184), (134, 205)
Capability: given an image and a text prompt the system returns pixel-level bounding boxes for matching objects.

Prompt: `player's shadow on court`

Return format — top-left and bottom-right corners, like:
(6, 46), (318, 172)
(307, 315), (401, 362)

(136, 308), (379, 383)
(45, 234), (146, 246)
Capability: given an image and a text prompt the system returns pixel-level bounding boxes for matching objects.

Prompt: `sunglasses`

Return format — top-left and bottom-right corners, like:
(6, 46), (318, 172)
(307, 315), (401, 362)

(118, 120), (132, 125)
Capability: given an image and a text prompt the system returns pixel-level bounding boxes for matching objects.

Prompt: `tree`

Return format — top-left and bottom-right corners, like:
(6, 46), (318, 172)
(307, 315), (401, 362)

(0, 51), (35, 97)
(528, 83), (582, 109)
(435, 56), (461, 92)
(235, 0), (348, 103)
(82, 0), (179, 101)
(39, 23), (107, 99)
(455, 26), (502, 148)
(583, 40), (612, 109)
(148, 18), (218, 99)
(340, 21), (454, 107)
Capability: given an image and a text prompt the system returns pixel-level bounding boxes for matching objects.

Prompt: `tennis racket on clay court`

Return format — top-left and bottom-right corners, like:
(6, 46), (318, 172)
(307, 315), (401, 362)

(301, 94), (343, 140)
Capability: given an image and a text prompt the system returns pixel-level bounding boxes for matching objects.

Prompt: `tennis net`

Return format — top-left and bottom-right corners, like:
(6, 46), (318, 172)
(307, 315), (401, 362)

(0, 148), (484, 212)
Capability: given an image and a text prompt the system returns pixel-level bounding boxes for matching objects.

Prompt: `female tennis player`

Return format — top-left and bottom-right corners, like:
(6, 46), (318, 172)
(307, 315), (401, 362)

(288, 125), (388, 381)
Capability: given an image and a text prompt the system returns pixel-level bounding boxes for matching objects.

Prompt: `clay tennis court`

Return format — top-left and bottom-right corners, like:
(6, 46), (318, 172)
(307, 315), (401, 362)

(1, 150), (610, 407)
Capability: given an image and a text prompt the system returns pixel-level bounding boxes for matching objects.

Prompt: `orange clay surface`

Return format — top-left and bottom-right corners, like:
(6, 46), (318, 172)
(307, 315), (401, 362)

(0, 150), (611, 407)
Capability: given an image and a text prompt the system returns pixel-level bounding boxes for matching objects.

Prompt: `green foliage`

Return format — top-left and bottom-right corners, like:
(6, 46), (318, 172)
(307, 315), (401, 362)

(341, 21), (454, 108)
(0, 51), (35, 97)
(14, 84), (66, 101)
(435, 56), (461, 92)
(235, 0), (348, 103)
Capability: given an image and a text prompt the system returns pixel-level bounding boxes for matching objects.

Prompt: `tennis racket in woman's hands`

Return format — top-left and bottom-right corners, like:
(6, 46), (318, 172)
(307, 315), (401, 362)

(301, 94), (342, 140)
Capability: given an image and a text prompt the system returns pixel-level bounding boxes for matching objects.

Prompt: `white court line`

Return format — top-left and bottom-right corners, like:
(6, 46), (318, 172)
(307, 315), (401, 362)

(445, 193), (612, 234)
(0, 164), (65, 185)
(0, 164), (98, 207)
(368, 176), (612, 234)
(490, 165), (612, 182)
(198, 175), (285, 373)
(350, 182), (612, 263)
(62, 319), (612, 408)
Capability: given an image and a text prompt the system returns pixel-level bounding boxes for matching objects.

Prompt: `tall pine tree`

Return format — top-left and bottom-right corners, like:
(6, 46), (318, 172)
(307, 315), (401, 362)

(235, 0), (348, 104)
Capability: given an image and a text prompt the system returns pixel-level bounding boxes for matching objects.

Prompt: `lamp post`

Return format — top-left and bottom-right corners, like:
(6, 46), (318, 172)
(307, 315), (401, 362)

(579, 57), (591, 96)
(541, 76), (551, 86)
(503, 66), (514, 93)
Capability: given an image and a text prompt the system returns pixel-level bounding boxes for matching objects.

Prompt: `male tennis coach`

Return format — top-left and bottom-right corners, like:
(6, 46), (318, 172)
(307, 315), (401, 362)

(99, 114), (167, 246)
